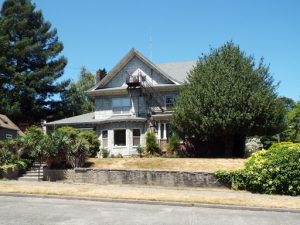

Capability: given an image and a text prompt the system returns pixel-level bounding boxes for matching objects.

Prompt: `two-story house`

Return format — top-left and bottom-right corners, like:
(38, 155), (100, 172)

(45, 49), (195, 156)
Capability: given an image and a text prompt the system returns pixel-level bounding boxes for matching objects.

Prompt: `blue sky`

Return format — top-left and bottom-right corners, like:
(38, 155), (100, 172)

(3, 0), (300, 101)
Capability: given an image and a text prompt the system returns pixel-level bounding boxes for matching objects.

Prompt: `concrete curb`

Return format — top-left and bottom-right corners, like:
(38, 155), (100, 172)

(0, 192), (299, 214)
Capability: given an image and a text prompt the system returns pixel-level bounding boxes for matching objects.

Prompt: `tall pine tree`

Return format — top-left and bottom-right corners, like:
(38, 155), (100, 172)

(0, 0), (68, 126)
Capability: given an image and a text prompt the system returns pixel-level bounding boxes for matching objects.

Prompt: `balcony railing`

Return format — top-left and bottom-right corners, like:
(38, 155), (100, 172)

(126, 75), (141, 87)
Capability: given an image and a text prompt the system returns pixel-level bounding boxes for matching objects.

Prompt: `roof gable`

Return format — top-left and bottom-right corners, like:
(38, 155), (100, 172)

(0, 114), (24, 136)
(88, 48), (181, 92)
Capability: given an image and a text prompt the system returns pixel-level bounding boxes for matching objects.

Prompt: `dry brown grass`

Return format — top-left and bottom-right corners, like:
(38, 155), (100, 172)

(0, 182), (299, 210)
(86, 158), (246, 172)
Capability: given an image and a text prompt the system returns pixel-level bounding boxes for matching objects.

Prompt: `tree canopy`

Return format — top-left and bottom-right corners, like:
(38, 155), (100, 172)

(172, 42), (285, 156)
(281, 101), (300, 143)
(52, 67), (97, 120)
(0, 0), (68, 125)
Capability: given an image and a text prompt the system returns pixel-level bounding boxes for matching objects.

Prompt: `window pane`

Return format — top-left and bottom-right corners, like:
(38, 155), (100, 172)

(133, 137), (140, 146)
(113, 98), (131, 114)
(160, 123), (164, 139)
(133, 129), (140, 136)
(122, 98), (130, 106)
(102, 130), (108, 138)
(114, 130), (126, 146)
(102, 139), (108, 147)
(166, 96), (175, 109)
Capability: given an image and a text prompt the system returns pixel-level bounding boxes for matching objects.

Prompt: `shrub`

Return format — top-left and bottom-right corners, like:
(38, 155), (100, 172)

(145, 132), (161, 155)
(58, 126), (100, 157)
(78, 130), (100, 157)
(244, 137), (263, 157)
(48, 128), (89, 168)
(115, 153), (123, 158)
(0, 139), (19, 165)
(165, 134), (180, 156)
(136, 145), (144, 158)
(215, 142), (300, 196)
(101, 148), (110, 158)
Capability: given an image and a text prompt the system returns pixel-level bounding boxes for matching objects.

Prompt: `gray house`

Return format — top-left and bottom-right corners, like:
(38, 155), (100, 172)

(0, 114), (24, 140)
(45, 49), (195, 156)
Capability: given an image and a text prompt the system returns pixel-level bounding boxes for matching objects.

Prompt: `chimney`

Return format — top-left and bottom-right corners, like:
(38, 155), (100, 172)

(96, 71), (101, 84)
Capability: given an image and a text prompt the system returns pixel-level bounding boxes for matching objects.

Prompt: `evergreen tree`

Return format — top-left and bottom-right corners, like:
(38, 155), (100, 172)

(0, 0), (68, 125)
(96, 68), (107, 83)
(172, 42), (285, 156)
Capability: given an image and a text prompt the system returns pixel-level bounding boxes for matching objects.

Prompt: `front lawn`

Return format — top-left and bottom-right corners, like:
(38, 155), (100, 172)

(86, 158), (245, 173)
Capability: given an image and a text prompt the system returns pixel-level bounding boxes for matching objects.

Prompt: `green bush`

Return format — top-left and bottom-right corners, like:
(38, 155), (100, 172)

(215, 142), (300, 196)
(101, 148), (110, 158)
(145, 132), (161, 155)
(165, 134), (180, 156)
(78, 130), (100, 157)
(136, 145), (144, 158)
(58, 126), (100, 157)
(0, 143), (15, 165)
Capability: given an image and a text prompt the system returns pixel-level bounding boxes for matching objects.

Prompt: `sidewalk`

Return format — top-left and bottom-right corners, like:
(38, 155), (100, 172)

(0, 180), (299, 211)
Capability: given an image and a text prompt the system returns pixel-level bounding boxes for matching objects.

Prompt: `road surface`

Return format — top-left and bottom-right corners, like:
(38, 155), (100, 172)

(0, 196), (299, 225)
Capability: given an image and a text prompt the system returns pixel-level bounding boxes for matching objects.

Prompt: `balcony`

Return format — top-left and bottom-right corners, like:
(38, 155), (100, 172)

(126, 75), (141, 87)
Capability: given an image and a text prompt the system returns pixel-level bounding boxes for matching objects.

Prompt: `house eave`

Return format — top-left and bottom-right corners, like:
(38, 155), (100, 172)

(86, 84), (184, 97)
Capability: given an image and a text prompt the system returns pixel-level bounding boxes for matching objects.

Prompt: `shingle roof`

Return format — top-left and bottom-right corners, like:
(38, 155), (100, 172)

(0, 114), (24, 136)
(45, 113), (146, 126)
(156, 61), (196, 83)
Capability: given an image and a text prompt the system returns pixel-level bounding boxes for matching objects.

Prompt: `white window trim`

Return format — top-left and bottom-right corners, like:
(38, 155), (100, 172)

(132, 128), (141, 147)
(165, 95), (175, 109)
(102, 130), (108, 148)
(6, 134), (13, 139)
(114, 129), (127, 147)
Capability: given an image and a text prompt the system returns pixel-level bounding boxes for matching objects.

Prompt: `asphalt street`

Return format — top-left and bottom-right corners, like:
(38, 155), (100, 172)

(0, 196), (299, 225)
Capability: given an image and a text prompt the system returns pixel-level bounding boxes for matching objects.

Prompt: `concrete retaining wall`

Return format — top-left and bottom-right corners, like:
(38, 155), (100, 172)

(43, 168), (224, 188)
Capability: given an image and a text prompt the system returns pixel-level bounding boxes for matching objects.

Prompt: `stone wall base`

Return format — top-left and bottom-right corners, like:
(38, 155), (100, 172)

(43, 168), (224, 188)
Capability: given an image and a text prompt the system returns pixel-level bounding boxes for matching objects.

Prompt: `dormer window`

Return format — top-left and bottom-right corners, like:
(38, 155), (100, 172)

(112, 98), (131, 114)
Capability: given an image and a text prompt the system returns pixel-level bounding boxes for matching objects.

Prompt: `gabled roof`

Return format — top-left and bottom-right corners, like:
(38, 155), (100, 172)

(157, 61), (196, 83)
(87, 48), (183, 93)
(0, 114), (24, 136)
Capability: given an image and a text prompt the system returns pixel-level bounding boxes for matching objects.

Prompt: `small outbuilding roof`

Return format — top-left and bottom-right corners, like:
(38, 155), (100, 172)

(0, 114), (24, 136)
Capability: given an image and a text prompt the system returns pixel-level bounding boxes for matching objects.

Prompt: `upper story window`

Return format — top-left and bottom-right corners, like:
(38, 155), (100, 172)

(165, 96), (176, 110)
(112, 98), (131, 114)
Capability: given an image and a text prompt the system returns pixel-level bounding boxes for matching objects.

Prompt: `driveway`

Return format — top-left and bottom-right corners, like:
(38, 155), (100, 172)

(0, 196), (299, 225)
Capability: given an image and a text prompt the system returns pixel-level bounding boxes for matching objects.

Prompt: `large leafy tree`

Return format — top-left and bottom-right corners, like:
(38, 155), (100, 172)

(0, 0), (68, 125)
(55, 67), (96, 119)
(282, 101), (300, 143)
(172, 42), (285, 156)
